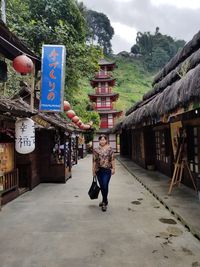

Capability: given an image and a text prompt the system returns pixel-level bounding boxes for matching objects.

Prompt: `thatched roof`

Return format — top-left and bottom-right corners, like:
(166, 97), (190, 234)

(143, 46), (200, 101)
(0, 94), (76, 132)
(107, 121), (123, 134)
(37, 112), (74, 132)
(152, 30), (200, 86)
(122, 63), (200, 128)
(0, 97), (36, 117)
(11, 86), (75, 131)
(121, 30), (200, 130)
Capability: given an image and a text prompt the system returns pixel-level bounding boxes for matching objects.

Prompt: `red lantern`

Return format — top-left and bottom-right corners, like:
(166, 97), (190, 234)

(13, 55), (34, 74)
(66, 110), (75, 119)
(84, 124), (91, 130)
(76, 120), (82, 127)
(79, 123), (85, 130)
(64, 101), (71, 111)
(72, 116), (79, 123)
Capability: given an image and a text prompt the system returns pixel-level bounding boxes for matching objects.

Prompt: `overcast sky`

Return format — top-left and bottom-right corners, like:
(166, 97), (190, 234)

(79, 0), (200, 54)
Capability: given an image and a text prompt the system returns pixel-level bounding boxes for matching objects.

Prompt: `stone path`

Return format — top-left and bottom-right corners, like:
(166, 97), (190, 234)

(0, 155), (200, 267)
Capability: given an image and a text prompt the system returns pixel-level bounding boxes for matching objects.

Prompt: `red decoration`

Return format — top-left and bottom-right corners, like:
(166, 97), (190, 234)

(63, 101), (71, 111)
(66, 110), (75, 119)
(84, 124), (91, 130)
(13, 55), (34, 74)
(79, 123), (85, 129)
(72, 116), (79, 123)
(76, 120), (82, 127)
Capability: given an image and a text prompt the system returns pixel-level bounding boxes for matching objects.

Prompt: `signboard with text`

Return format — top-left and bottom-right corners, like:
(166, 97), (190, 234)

(40, 45), (66, 112)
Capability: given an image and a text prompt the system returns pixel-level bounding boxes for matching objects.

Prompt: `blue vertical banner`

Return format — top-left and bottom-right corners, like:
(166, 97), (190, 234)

(40, 45), (66, 112)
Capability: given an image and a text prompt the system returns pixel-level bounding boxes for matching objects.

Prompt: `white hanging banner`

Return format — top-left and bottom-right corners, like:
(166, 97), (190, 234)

(15, 118), (35, 154)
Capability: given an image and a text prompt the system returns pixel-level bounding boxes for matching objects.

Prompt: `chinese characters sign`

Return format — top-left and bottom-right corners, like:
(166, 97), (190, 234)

(40, 45), (66, 112)
(15, 118), (35, 154)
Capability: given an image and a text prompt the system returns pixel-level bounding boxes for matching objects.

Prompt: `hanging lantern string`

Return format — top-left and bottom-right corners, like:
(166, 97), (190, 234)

(0, 36), (40, 62)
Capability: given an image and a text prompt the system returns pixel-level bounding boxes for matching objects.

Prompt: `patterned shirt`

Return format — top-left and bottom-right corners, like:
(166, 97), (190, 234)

(93, 146), (114, 171)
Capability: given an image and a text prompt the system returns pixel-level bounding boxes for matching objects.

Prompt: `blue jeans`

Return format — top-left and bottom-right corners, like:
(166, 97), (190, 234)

(96, 168), (111, 204)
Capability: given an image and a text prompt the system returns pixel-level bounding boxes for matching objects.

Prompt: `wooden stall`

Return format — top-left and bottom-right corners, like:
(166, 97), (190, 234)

(118, 29), (200, 192)
(38, 129), (72, 183)
(0, 99), (35, 204)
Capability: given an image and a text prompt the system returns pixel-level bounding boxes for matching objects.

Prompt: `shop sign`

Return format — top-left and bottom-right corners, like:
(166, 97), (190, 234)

(40, 45), (66, 112)
(32, 115), (51, 128)
(15, 118), (35, 154)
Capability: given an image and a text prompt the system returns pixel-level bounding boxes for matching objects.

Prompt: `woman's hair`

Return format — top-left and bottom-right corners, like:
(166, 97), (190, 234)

(98, 134), (108, 141)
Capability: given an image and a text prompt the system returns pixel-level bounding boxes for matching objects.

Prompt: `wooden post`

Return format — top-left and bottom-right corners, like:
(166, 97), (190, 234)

(30, 64), (35, 112)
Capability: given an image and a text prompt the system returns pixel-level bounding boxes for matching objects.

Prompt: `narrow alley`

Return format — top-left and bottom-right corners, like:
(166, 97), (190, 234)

(0, 155), (200, 267)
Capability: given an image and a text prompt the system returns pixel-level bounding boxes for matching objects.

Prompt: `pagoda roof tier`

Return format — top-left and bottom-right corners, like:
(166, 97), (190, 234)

(88, 92), (119, 101)
(91, 77), (115, 83)
(90, 78), (116, 87)
(99, 59), (116, 70)
(98, 109), (123, 116)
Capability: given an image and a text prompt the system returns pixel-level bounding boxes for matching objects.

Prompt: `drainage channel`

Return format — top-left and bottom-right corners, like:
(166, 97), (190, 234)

(117, 157), (200, 242)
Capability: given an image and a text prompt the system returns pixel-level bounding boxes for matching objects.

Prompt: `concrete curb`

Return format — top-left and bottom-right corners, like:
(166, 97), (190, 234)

(116, 156), (200, 241)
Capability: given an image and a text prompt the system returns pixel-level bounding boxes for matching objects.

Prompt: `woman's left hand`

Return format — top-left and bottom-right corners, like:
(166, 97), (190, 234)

(111, 168), (115, 175)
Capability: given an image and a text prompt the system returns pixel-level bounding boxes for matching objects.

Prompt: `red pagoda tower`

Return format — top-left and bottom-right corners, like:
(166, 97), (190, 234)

(88, 59), (122, 151)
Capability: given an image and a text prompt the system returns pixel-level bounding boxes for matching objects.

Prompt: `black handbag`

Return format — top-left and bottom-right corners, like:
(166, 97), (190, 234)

(88, 176), (100, 199)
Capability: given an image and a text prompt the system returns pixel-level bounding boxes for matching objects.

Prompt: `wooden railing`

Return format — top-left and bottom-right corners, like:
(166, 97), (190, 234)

(95, 72), (112, 79)
(95, 105), (113, 110)
(0, 169), (19, 193)
(96, 88), (112, 94)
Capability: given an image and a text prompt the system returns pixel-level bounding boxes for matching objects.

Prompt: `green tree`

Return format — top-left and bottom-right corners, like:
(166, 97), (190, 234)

(131, 27), (186, 71)
(6, 0), (101, 101)
(86, 10), (114, 55)
(131, 44), (140, 54)
(149, 47), (170, 70)
(135, 31), (153, 56)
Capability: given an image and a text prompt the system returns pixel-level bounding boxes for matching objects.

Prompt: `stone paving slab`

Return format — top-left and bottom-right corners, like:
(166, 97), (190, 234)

(117, 155), (200, 239)
(0, 155), (200, 267)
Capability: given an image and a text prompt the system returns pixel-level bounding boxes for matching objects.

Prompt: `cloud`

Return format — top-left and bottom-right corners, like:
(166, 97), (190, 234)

(112, 22), (137, 43)
(80, 0), (200, 53)
(112, 34), (134, 54)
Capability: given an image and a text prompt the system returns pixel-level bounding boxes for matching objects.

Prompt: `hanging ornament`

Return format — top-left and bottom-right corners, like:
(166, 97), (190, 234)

(72, 116), (79, 123)
(84, 124), (91, 130)
(66, 109), (75, 119)
(13, 54), (34, 74)
(76, 120), (82, 127)
(63, 101), (71, 111)
(79, 123), (85, 130)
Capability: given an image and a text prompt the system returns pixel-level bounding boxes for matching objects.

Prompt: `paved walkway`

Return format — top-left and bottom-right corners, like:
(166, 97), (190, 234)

(0, 155), (200, 267)
(117, 155), (200, 240)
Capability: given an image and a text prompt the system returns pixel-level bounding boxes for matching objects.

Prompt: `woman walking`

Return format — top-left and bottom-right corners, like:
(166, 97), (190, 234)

(92, 134), (115, 212)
